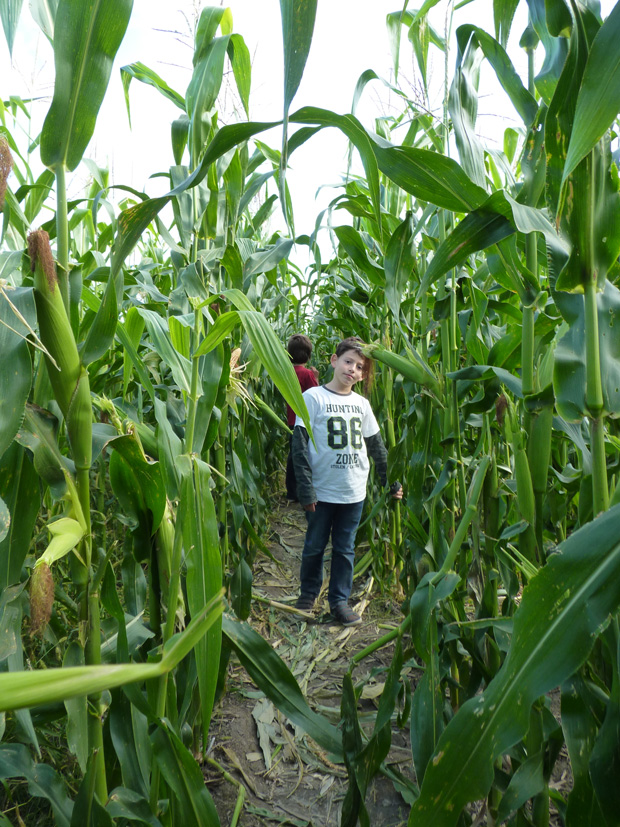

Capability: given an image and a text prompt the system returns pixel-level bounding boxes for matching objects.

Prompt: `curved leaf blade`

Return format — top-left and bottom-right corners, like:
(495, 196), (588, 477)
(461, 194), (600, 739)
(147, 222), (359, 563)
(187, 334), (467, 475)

(223, 615), (342, 758)
(41, 0), (134, 171)
(409, 504), (620, 825)
(563, 1), (620, 181)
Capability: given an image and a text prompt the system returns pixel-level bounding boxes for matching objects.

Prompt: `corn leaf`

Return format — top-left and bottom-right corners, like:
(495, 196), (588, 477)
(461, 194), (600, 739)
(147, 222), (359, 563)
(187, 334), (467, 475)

(151, 723), (220, 827)
(526, 0), (568, 104)
(120, 62), (185, 127)
(0, 286), (34, 462)
(187, 8), (230, 164)
(0, 0), (23, 56)
(29, 0), (57, 41)
(180, 457), (222, 741)
(373, 143), (488, 212)
(138, 309), (192, 395)
(494, 0), (520, 47)
(561, 675), (606, 824)
(106, 788), (163, 827)
(409, 504), (620, 825)
(227, 33), (251, 117)
(0, 444), (39, 588)
(223, 616), (342, 758)
(40, 0), (134, 171)
(553, 280), (620, 421)
(0, 744), (72, 827)
(0, 590), (224, 712)
(456, 25), (538, 127)
(385, 212), (417, 320)
(280, 0), (317, 118)
(449, 33), (486, 189)
(418, 191), (566, 296)
(563, 1), (620, 181)
(63, 642), (88, 773)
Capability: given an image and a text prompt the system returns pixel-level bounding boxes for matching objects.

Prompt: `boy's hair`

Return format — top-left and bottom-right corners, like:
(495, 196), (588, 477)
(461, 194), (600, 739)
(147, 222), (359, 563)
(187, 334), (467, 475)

(335, 337), (374, 394)
(287, 334), (313, 364)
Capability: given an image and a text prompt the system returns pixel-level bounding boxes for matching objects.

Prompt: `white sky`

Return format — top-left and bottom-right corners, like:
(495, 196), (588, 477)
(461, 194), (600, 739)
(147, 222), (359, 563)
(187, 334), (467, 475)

(1, 0), (612, 248)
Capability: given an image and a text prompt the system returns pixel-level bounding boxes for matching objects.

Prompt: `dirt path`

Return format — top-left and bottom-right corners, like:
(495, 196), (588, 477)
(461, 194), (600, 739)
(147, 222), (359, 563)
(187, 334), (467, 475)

(205, 499), (573, 826)
(206, 499), (413, 827)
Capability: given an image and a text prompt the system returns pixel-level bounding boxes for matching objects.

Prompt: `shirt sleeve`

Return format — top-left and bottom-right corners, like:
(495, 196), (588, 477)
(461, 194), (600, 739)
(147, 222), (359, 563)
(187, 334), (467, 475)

(291, 425), (316, 505)
(361, 398), (380, 438)
(364, 432), (388, 486)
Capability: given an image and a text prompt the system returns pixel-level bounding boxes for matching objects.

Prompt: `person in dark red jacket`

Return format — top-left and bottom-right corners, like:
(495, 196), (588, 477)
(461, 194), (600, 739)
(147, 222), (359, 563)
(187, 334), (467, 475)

(286, 334), (318, 501)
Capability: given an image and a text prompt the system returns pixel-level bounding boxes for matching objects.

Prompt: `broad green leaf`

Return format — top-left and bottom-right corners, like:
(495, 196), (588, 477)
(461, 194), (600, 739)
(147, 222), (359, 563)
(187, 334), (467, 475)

(290, 106), (384, 238)
(588, 626), (620, 823)
(341, 671), (392, 827)
(243, 238), (294, 279)
(180, 457), (222, 741)
(106, 788), (163, 827)
(138, 309), (192, 394)
(0, 286), (34, 461)
(223, 615), (342, 758)
(409, 504), (620, 825)
(151, 723), (220, 827)
(227, 33), (251, 117)
(554, 139), (620, 294)
(280, 0), (317, 117)
(41, 0), (134, 171)
(0, 744), (72, 827)
(373, 143), (488, 212)
(494, 0), (520, 47)
(418, 190), (567, 295)
(107, 433), (167, 561)
(0, 443), (40, 590)
(187, 9), (229, 164)
(29, 0), (57, 41)
(0, 0), (23, 55)
(561, 675), (606, 824)
(553, 280), (620, 421)
(230, 557), (252, 620)
(456, 26), (538, 127)
(0, 590), (224, 712)
(120, 62), (185, 127)
(563, 1), (620, 181)
(69, 749), (113, 827)
(449, 31), (486, 189)
(334, 225), (384, 286)
(525, 0), (569, 104)
(447, 365), (523, 399)
(383, 214), (418, 319)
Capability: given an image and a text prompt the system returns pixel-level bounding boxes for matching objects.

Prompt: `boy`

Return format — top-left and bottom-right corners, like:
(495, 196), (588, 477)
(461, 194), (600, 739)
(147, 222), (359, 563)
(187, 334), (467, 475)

(285, 334), (319, 501)
(292, 337), (402, 626)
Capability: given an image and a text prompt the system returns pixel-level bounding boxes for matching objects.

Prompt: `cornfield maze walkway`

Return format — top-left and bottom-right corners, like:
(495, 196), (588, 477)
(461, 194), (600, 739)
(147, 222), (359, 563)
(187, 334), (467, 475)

(206, 498), (572, 826)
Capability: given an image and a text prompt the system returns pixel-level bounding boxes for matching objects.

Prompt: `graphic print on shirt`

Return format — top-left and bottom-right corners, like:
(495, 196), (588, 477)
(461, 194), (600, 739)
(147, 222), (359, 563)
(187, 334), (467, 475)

(326, 414), (363, 467)
(296, 386), (380, 504)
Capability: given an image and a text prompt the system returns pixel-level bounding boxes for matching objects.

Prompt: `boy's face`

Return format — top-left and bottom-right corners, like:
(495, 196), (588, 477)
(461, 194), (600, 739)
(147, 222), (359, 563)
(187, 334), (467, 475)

(330, 348), (366, 392)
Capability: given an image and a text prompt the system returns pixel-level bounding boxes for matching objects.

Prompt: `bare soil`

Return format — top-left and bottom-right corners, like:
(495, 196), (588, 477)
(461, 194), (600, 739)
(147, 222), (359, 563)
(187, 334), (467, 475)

(205, 499), (572, 827)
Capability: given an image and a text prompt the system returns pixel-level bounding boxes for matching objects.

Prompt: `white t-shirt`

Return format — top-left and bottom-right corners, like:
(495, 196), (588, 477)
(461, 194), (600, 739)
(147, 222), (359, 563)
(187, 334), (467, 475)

(295, 385), (380, 504)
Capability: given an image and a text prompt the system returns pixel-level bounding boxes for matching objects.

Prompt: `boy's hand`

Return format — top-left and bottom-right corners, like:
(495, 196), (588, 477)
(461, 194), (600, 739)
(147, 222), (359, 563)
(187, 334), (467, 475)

(303, 502), (317, 512)
(389, 482), (403, 500)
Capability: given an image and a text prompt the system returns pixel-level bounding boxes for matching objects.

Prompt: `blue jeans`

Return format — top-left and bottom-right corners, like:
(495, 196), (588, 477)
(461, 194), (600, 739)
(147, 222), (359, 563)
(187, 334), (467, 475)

(299, 500), (365, 609)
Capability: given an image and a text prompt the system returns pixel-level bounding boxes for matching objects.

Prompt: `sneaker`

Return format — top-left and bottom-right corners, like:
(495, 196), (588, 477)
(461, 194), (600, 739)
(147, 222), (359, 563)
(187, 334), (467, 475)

(331, 603), (362, 626)
(296, 595), (316, 612)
